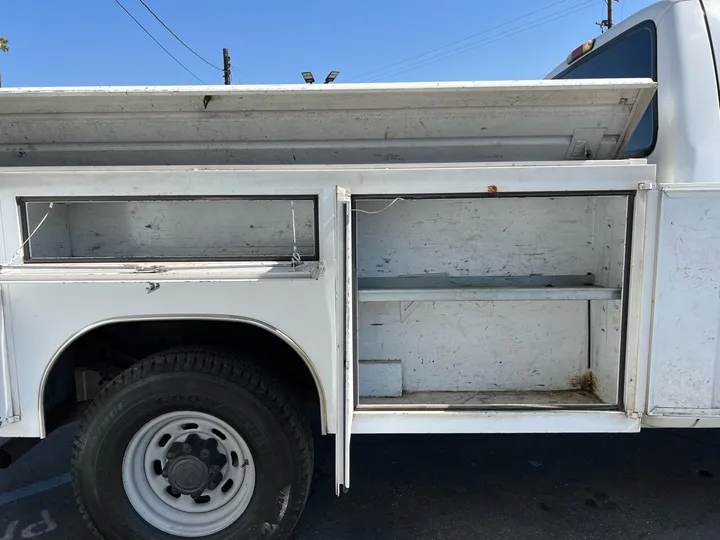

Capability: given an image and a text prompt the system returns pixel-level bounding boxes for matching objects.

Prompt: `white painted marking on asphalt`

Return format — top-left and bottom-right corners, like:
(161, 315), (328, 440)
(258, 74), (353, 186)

(0, 521), (17, 540)
(0, 474), (70, 507)
(21, 511), (57, 538)
(2, 511), (58, 539)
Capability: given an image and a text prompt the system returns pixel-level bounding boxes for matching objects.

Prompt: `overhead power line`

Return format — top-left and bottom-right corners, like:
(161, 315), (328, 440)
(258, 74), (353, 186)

(347, 0), (597, 82)
(366, 0), (599, 82)
(346, 0), (580, 82)
(367, 0), (599, 81)
(136, 0), (223, 71)
(112, 0), (206, 83)
(620, 0), (630, 21)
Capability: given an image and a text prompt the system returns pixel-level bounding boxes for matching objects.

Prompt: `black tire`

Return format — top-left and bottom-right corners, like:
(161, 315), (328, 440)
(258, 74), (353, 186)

(71, 348), (314, 540)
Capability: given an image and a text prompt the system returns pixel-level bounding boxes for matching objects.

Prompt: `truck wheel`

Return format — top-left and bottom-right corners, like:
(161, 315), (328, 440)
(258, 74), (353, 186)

(71, 348), (314, 540)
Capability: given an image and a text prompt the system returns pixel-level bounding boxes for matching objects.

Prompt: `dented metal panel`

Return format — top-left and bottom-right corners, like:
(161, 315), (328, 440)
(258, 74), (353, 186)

(0, 79), (655, 166)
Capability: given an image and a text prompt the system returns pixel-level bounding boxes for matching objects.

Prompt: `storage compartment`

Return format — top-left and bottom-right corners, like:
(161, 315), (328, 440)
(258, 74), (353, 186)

(355, 194), (630, 409)
(20, 197), (318, 262)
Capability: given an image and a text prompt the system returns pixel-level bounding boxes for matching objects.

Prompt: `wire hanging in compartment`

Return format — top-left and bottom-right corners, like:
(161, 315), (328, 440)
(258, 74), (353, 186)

(290, 200), (303, 268)
(353, 198), (405, 215)
(6, 202), (54, 266)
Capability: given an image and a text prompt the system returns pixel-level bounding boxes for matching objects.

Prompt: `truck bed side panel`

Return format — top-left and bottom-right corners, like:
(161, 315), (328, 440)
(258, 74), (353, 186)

(649, 187), (720, 415)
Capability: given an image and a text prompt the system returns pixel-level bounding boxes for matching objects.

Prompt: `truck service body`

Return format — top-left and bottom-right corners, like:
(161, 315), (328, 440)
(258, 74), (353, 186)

(0, 1), (718, 538)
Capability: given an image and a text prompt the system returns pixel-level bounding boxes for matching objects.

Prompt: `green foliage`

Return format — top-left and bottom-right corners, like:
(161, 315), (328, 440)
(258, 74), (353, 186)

(0, 36), (8, 53)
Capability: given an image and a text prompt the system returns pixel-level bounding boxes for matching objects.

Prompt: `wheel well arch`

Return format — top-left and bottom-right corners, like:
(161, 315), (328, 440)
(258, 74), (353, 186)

(39, 315), (327, 436)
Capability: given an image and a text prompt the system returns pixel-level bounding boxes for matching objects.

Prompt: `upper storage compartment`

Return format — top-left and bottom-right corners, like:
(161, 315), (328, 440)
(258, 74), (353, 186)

(357, 195), (627, 300)
(20, 196), (318, 263)
(0, 79), (656, 167)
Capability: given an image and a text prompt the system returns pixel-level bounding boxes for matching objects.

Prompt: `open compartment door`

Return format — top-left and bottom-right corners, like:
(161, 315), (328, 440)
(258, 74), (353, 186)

(0, 79), (656, 166)
(0, 290), (16, 430)
(335, 186), (355, 494)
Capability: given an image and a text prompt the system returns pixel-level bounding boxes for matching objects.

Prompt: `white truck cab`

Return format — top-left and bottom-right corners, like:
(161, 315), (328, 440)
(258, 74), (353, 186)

(0, 1), (716, 539)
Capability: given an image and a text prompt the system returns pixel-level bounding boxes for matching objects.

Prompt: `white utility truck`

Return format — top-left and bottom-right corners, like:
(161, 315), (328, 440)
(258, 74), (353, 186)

(0, 0), (718, 538)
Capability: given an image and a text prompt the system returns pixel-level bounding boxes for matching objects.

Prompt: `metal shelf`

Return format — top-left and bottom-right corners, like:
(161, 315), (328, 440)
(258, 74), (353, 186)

(358, 275), (620, 302)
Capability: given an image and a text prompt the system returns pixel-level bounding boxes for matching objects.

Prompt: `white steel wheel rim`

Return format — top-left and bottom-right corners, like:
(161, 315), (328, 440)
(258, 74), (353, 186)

(122, 411), (256, 538)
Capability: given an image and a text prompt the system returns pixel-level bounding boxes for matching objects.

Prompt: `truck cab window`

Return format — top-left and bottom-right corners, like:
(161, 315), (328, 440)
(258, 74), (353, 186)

(555, 22), (657, 158)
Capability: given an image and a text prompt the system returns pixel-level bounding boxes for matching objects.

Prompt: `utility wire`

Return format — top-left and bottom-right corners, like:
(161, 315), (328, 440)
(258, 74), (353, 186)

(136, 0), (223, 71)
(367, 0), (598, 81)
(111, 0), (206, 84)
(367, 0), (599, 81)
(346, 0), (583, 82)
(620, 0), (629, 21)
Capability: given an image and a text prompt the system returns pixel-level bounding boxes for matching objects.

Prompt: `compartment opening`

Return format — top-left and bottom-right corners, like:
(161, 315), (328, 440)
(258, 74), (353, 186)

(354, 194), (630, 410)
(19, 196), (319, 263)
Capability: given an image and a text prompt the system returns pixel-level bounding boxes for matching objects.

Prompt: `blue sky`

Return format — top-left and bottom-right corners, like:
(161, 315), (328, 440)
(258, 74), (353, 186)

(1, 0), (656, 87)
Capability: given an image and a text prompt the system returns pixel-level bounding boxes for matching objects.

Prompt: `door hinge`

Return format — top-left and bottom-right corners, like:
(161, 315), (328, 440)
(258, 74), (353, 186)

(566, 128), (607, 160)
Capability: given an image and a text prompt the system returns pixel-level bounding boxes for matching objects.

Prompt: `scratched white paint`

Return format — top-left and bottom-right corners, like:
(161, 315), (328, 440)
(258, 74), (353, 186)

(589, 300), (623, 404)
(0, 80), (654, 166)
(358, 359), (402, 397)
(352, 409), (641, 434)
(589, 196), (629, 404)
(26, 199), (316, 260)
(0, 164), (654, 440)
(0, 181), (342, 439)
(359, 300), (588, 392)
(356, 197), (606, 277)
(649, 192), (720, 411)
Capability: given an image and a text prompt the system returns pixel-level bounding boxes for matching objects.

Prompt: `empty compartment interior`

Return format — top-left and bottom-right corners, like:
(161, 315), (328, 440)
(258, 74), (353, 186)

(21, 197), (317, 261)
(355, 195), (629, 409)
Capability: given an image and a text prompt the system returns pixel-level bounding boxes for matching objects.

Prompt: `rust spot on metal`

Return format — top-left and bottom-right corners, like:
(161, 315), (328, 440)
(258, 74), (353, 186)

(488, 185), (498, 193)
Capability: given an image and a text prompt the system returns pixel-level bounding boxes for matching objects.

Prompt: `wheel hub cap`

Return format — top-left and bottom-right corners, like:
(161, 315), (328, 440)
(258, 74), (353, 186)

(166, 456), (208, 497)
(162, 433), (228, 498)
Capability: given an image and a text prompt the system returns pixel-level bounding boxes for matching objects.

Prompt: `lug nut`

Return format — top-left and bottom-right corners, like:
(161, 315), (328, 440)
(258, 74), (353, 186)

(200, 449), (210, 459)
(182, 443), (192, 454)
(166, 452), (175, 460)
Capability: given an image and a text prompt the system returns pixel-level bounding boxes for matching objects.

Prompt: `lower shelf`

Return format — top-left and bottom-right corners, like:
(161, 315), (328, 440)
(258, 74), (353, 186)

(358, 389), (605, 409)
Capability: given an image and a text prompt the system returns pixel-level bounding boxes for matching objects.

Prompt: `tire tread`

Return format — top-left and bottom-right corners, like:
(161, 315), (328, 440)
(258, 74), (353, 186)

(71, 347), (314, 540)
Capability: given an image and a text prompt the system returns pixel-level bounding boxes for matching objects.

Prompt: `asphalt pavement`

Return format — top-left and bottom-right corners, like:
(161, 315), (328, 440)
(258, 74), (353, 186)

(1, 424), (720, 539)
